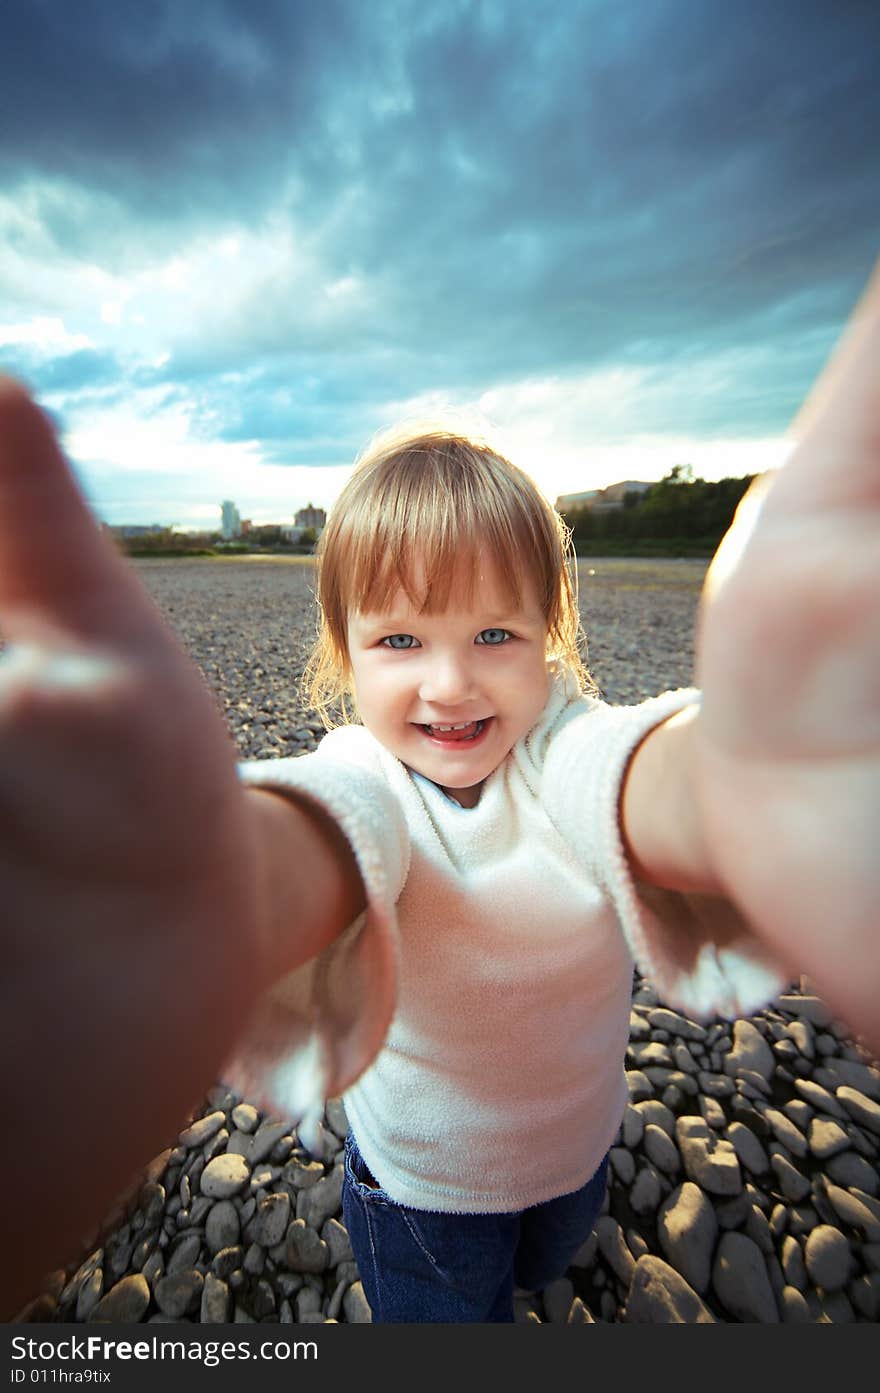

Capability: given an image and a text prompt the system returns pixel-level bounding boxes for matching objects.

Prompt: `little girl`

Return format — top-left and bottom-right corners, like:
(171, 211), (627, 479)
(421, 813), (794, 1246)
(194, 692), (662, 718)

(227, 424), (787, 1322)
(1, 264), (877, 1317)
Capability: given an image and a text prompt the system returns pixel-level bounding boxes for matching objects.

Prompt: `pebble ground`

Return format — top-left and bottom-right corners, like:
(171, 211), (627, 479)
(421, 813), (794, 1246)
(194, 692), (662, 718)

(14, 557), (879, 1325)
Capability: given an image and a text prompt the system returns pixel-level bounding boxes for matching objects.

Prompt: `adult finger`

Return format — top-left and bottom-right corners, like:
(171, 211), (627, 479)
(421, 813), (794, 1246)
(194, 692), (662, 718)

(0, 377), (167, 651)
(767, 257), (880, 516)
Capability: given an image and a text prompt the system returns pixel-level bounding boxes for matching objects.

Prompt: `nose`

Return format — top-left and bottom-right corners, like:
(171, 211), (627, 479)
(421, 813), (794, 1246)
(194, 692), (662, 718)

(418, 650), (477, 706)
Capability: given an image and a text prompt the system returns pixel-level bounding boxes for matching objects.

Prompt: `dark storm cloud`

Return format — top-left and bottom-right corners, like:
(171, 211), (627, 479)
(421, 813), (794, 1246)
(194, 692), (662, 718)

(3, 0), (879, 458)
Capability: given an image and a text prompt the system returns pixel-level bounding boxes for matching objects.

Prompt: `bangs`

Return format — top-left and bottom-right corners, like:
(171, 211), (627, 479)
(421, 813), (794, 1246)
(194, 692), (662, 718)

(342, 510), (527, 620)
(302, 427), (594, 726)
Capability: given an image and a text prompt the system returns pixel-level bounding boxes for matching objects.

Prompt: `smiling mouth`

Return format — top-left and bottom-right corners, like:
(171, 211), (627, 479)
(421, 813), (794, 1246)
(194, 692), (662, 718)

(419, 718), (490, 742)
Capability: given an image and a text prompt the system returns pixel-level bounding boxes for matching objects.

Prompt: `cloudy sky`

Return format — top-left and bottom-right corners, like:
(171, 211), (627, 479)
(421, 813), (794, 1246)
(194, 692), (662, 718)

(1, 1), (878, 528)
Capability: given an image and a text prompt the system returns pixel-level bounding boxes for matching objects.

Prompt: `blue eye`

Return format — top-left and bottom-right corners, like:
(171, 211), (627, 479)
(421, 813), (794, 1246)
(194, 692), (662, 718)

(476, 628), (511, 646)
(381, 634), (419, 650)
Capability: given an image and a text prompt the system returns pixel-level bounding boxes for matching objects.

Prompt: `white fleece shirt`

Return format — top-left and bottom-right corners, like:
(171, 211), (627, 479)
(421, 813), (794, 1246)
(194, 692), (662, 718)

(229, 668), (787, 1214)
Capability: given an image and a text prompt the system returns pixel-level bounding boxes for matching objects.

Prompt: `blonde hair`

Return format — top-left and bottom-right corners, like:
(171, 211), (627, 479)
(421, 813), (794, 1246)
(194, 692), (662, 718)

(302, 424), (595, 727)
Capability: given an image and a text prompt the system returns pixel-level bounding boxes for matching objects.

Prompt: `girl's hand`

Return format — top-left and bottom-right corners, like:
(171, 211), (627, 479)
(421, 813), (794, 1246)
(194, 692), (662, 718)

(692, 262), (880, 1048)
(0, 380), (267, 1310)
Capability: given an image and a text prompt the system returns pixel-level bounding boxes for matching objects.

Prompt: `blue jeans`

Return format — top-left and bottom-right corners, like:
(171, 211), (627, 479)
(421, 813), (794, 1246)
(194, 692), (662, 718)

(341, 1131), (609, 1323)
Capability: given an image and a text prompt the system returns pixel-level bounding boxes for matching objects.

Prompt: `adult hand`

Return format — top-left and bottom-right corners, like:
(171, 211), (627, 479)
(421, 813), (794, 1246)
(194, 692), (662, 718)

(693, 262), (880, 1052)
(0, 381), (267, 1313)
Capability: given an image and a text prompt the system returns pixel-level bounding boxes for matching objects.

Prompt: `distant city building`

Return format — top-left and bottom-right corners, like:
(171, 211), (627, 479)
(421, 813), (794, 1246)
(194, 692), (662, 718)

(295, 502), (326, 531)
(220, 500), (242, 539)
(107, 523), (165, 539)
(555, 480), (653, 514)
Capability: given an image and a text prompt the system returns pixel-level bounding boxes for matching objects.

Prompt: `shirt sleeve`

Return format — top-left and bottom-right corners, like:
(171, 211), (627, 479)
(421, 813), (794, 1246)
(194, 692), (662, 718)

(541, 690), (789, 1022)
(223, 729), (408, 1140)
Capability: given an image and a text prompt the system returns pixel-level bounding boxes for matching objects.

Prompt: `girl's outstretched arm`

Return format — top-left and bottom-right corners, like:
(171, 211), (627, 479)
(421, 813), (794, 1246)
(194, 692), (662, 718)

(0, 379), (363, 1315)
(620, 260), (880, 1054)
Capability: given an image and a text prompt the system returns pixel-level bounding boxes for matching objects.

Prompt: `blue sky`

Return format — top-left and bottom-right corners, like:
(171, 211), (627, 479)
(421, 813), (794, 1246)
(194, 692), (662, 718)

(1, 0), (878, 528)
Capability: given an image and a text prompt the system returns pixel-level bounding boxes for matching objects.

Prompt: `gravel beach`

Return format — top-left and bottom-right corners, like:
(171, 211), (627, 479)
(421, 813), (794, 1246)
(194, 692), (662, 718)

(16, 557), (880, 1325)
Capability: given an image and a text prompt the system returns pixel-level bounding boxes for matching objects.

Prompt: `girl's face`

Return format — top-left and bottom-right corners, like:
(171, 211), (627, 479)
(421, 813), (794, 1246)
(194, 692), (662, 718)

(346, 556), (551, 807)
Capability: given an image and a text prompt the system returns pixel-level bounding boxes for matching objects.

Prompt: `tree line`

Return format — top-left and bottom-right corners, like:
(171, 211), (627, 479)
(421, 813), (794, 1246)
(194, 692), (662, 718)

(560, 465), (757, 557)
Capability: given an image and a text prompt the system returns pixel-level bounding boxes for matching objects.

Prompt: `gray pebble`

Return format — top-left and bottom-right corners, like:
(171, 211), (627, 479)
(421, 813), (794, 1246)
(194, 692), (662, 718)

(88, 1274), (150, 1324)
(155, 1270), (204, 1318)
(200, 1274), (230, 1323)
(657, 1181), (716, 1293)
(625, 1256), (715, 1323)
(343, 1280), (372, 1323)
(201, 1154), (250, 1199)
(285, 1220), (330, 1273)
(179, 1112), (226, 1150)
(712, 1232), (779, 1323)
(205, 1200), (240, 1253)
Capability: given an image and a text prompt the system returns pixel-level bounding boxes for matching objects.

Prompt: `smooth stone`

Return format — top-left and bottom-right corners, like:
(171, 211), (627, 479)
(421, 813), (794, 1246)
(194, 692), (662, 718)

(769, 1154), (811, 1202)
(322, 1217), (354, 1266)
(543, 1277), (575, 1324)
(837, 1087), (880, 1135)
(570, 1231), (598, 1268)
(724, 1020), (775, 1083)
(849, 1273), (880, 1320)
(643, 1123), (680, 1175)
(745, 1204), (774, 1255)
(725, 1122), (769, 1175)
(231, 1103), (259, 1133)
(646, 1008), (707, 1041)
(825, 1185), (880, 1240)
(211, 1246), (243, 1279)
(297, 1164), (344, 1230)
(786, 1019), (815, 1059)
(825, 1151), (879, 1195)
(252, 1279), (276, 1319)
(676, 1116), (742, 1195)
(633, 1099), (676, 1138)
(713, 1190), (752, 1230)
(200, 1273), (231, 1323)
(698, 1072), (735, 1099)
(167, 1232), (202, 1274)
(764, 1108), (808, 1158)
(780, 1286), (811, 1322)
(625, 1256), (715, 1323)
(283, 1158), (325, 1190)
(809, 1118), (851, 1159)
(621, 1104), (645, 1149)
(630, 1041), (675, 1068)
(243, 1242), (265, 1275)
(630, 1163), (663, 1216)
(610, 1147), (635, 1184)
(249, 1120), (292, 1165)
(201, 1154), (250, 1199)
(325, 1098), (348, 1140)
(75, 1269), (103, 1321)
(672, 1042), (699, 1074)
(567, 1296), (595, 1323)
(774, 994), (834, 1028)
(804, 1225), (853, 1291)
(179, 1112), (226, 1149)
(657, 1182), (716, 1294)
(595, 1215), (636, 1286)
(226, 1130), (252, 1157)
(780, 1235), (807, 1291)
(155, 1270), (204, 1318)
(698, 1095), (727, 1130)
(88, 1275), (150, 1323)
(712, 1232), (779, 1323)
(254, 1192), (290, 1248)
(822, 1058), (880, 1101)
(205, 1200), (240, 1254)
(626, 1070), (653, 1102)
(285, 1220), (330, 1273)
(343, 1280), (372, 1323)
(795, 1079), (848, 1119)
